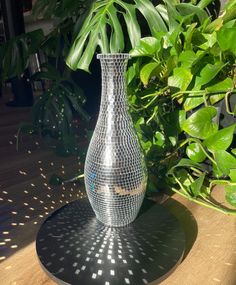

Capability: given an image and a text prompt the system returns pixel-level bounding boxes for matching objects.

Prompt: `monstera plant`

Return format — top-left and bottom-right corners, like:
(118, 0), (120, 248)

(66, 0), (169, 71)
(65, 0), (236, 215)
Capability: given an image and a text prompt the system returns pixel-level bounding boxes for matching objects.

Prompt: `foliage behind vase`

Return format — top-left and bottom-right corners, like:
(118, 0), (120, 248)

(65, 0), (236, 214)
(127, 0), (236, 213)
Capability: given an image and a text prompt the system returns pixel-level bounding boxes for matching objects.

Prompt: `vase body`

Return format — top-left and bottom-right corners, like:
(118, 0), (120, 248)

(84, 54), (147, 227)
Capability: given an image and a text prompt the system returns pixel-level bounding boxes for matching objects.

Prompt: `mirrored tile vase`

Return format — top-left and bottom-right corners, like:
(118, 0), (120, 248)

(84, 53), (147, 227)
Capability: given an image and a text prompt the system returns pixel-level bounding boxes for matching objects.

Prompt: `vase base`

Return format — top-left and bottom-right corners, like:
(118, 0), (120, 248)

(95, 216), (136, 227)
(36, 197), (186, 285)
(87, 191), (145, 227)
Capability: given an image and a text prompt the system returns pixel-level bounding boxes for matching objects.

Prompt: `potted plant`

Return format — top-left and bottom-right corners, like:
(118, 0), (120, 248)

(65, 0), (236, 215)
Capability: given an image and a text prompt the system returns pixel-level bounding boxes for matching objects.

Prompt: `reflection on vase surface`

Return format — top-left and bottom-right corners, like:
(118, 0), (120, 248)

(84, 54), (147, 227)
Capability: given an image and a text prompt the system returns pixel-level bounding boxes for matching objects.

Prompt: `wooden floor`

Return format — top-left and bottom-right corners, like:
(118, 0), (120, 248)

(0, 90), (236, 285)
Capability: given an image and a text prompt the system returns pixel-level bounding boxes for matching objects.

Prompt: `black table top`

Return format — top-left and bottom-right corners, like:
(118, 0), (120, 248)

(36, 198), (185, 285)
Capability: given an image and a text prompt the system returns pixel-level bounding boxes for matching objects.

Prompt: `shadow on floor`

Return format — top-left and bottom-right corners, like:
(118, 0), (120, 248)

(162, 198), (198, 260)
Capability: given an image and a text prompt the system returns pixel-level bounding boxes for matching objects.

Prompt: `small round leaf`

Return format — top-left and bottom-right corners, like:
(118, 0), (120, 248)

(186, 143), (206, 162)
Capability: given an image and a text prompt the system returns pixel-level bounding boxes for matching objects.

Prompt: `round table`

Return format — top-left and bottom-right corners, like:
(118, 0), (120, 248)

(36, 198), (185, 285)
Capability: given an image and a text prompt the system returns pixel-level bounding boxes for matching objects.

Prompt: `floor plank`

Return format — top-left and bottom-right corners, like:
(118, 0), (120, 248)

(0, 90), (86, 263)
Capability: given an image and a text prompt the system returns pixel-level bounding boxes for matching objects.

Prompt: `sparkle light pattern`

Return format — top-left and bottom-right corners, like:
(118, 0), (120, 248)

(36, 199), (185, 285)
(0, 136), (86, 262)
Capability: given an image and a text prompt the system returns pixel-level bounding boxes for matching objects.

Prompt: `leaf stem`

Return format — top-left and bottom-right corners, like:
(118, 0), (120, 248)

(203, 91), (208, 107)
(141, 86), (168, 99)
(65, 173), (84, 183)
(172, 173), (190, 196)
(172, 89), (236, 100)
(171, 186), (236, 215)
(147, 107), (158, 124)
(190, 167), (203, 175)
(209, 179), (236, 190)
(225, 91), (234, 115)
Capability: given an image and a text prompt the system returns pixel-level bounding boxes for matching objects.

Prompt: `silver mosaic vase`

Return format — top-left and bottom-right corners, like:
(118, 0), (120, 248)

(84, 53), (147, 227)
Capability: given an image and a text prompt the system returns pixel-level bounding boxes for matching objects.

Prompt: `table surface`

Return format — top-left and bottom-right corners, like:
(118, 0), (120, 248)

(0, 92), (236, 285)
(36, 198), (185, 285)
(0, 190), (236, 285)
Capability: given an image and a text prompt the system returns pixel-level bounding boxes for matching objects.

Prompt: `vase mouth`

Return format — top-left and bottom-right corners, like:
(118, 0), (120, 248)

(97, 53), (131, 60)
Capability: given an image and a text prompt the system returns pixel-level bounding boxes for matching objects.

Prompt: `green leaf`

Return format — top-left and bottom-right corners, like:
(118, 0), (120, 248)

(197, 0), (214, 9)
(198, 33), (217, 50)
(214, 150), (236, 176)
(190, 174), (206, 197)
(163, 109), (186, 135)
(140, 62), (159, 86)
(179, 50), (197, 68)
(224, 0), (236, 10)
(75, 27), (98, 72)
(182, 107), (218, 139)
(169, 136), (177, 147)
(168, 67), (193, 91)
(225, 186), (236, 207)
(178, 110), (187, 131)
(164, 1), (180, 31)
(229, 169), (236, 182)
(67, 94), (90, 122)
(33, 63), (61, 81)
(140, 123), (153, 139)
(195, 62), (225, 88)
(168, 158), (205, 176)
(130, 37), (161, 57)
(204, 18), (223, 33)
(212, 164), (224, 179)
(27, 29), (45, 54)
(66, 0), (167, 71)
(163, 54), (178, 78)
(134, 0), (167, 35)
(175, 168), (192, 188)
(154, 131), (165, 147)
(184, 96), (205, 112)
(156, 4), (168, 23)
(217, 28), (236, 54)
(223, 6), (236, 24)
(134, 117), (145, 132)
(141, 140), (152, 153)
(176, 3), (209, 24)
(122, 3), (141, 47)
(203, 124), (236, 152)
(184, 23), (197, 50)
(108, 4), (124, 53)
(127, 68), (135, 86)
(207, 78), (234, 105)
(186, 143), (206, 163)
(0, 29), (44, 79)
(33, 0), (92, 19)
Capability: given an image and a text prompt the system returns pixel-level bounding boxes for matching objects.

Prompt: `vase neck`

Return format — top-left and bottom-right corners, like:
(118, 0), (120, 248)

(98, 54), (130, 106)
